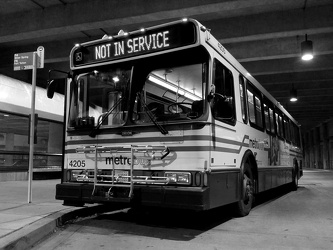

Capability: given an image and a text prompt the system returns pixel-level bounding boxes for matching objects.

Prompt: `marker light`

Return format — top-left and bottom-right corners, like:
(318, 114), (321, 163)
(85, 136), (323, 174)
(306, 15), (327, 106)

(165, 172), (191, 185)
(182, 18), (188, 22)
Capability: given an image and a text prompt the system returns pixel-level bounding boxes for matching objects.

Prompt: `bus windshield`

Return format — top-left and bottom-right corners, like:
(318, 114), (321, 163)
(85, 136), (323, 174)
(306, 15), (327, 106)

(68, 67), (131, 129)
(68, 49), (207, 131)
(132, 63), (204, 125)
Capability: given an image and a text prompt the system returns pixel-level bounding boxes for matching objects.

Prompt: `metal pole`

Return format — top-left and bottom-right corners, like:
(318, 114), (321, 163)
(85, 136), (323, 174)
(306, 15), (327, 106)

(28, 52), (37, 203)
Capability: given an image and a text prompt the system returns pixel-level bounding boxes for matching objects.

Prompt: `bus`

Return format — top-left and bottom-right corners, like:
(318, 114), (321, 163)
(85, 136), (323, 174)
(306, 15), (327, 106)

(48, 18), (303, 216)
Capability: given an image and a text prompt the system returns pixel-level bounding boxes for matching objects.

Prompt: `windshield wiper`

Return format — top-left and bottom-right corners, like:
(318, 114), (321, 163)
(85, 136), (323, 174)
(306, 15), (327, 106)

(89, 97), (124, 137)
(136, 92), (168, 135)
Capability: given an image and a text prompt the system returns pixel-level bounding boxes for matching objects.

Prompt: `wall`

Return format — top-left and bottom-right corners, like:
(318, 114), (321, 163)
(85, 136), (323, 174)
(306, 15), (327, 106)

(303, 118), (333, 170)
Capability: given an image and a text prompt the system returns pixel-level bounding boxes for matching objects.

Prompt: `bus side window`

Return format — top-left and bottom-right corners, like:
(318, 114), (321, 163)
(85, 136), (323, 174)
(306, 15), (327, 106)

(211, 59), (235, 125)
(275, 111), (284, 139)
(247, 82), (263, 130)
(269, 107), (275, 134)
(263, 98), (275, 134)
(239, 76), (247, 124)
(284, 117), (291, 142)
(264, 103), (270, 132)
(275, 113), (280, 136)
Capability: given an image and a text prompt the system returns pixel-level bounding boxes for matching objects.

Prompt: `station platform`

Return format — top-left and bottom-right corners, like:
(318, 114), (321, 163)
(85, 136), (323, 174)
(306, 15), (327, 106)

(0, 179), (109, 250)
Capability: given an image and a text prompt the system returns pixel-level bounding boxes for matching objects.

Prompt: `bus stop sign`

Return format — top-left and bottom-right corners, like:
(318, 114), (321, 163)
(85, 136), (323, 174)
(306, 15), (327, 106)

(13, 46), (44, 71)
(14, 52), (34, 71)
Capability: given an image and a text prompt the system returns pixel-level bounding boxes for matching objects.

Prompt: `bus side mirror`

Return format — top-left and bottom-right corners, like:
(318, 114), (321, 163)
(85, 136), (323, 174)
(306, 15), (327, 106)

(47, 80), (56, 99)
(46, 69), (72, 99)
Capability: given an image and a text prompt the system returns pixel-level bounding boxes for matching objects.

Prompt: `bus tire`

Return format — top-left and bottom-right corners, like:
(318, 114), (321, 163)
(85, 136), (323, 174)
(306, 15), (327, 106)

(235, 161), (254, 217)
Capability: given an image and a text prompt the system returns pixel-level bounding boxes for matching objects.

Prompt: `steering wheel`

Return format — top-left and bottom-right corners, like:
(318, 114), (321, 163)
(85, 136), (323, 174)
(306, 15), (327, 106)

(167, 102), (192, 113)
(213, 93), (227, 100)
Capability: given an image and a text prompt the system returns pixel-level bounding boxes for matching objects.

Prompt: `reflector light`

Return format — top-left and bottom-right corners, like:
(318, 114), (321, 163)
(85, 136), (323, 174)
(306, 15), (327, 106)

(203, 172), (208, 186)
(195, 172), (201, 186)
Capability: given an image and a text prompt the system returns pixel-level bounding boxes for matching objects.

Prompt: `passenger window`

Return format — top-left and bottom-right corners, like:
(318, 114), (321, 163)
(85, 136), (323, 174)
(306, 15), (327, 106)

(276, 112), (284, 138)
(247, 83), (263, 129)
(279, 115), (284, 138)
(239, 76), (247, 123)
(269, 108), (275, 134)
(255, 96), (263, 127)
(284, 117), (291, 141)
(247, 90), (255, 123)
(264, 104), (270, 132)
(263, 99), (275, 134)
(275, 113), (280, 136)
(211, 59), (235, 125)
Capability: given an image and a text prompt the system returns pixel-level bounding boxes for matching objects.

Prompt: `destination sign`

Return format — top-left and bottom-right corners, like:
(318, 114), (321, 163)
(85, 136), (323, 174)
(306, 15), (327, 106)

(72, 22), (197, 67)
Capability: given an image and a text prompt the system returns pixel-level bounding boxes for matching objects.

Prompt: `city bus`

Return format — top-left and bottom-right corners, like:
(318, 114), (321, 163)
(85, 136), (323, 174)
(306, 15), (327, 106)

(48, 18), (303, 216)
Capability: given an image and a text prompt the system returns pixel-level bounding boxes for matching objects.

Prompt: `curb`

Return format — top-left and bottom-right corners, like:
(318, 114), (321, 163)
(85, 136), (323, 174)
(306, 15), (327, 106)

(0, 205), (114, 250)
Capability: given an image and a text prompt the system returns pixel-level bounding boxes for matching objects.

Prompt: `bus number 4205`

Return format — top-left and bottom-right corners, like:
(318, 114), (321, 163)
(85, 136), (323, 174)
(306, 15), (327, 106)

(68, 160), (86, 168)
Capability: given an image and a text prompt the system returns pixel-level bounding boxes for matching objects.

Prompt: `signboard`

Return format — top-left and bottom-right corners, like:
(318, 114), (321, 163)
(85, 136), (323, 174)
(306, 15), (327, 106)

(13, 46), (45, 71)
(14, 52), (34, 71)
(72, 21), (197, 67)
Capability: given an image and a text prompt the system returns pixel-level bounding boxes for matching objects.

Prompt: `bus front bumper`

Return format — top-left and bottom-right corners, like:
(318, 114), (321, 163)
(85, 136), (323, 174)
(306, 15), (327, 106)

(55, 183), (210, 211)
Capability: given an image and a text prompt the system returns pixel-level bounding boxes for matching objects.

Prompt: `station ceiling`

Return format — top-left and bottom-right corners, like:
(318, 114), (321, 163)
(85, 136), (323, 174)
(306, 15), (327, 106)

(0, 0), (332, 133)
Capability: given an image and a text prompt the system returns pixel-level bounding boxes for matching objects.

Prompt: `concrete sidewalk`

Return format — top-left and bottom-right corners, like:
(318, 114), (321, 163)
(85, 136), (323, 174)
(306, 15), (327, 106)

(0, 179), (108, 250)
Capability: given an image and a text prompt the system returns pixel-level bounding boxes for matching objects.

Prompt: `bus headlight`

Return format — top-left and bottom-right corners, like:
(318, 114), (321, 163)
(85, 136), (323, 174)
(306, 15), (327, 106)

(165, 172), (191, 185)
(67, 170), (89, 182)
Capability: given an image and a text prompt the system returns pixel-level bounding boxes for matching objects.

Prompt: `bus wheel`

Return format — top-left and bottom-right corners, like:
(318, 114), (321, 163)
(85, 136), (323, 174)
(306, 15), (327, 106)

(235, 162), (254, 217)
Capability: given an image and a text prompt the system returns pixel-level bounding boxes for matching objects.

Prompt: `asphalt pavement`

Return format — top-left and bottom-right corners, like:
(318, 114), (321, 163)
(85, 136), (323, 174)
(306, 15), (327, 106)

(0, 169), (332, 249)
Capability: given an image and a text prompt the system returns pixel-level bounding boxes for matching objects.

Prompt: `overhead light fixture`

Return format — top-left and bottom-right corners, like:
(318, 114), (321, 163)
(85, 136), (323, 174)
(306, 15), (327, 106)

(290, 84), (298, 102)
(148, 74), (201, 101)
(301, 34), (313, 61)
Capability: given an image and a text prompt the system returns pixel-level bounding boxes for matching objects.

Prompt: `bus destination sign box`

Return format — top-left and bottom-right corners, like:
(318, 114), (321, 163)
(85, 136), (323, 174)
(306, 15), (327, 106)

(72, 22), (197, 67)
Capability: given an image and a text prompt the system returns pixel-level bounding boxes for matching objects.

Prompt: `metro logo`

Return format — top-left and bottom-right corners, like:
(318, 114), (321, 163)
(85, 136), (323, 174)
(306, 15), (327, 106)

(105, 156), (150, 166)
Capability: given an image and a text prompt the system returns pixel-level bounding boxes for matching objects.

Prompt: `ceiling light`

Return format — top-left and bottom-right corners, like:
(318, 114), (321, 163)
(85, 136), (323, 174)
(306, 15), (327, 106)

(301, 34), (313, 61)
(290, 85), (298, 102)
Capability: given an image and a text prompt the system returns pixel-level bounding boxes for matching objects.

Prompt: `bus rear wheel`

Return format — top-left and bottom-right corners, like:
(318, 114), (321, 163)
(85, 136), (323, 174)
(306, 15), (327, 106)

(235, 162), (254, 217)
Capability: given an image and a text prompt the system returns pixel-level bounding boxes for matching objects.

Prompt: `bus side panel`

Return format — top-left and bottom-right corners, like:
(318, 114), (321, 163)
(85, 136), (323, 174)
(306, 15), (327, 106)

(258, 168), (293, 192)
(208, 170), (240, 209)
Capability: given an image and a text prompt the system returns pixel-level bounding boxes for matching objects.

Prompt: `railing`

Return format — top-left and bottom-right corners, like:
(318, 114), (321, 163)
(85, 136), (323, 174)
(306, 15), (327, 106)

(0, 150), (62, 172)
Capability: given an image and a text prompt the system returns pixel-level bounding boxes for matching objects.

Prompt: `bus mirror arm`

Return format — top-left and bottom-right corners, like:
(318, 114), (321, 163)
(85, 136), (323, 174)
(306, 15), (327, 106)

(207, 93), (214, 102)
